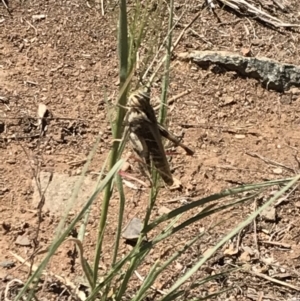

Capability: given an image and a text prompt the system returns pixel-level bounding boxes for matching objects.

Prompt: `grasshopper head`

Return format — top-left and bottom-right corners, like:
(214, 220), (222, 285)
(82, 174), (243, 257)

(128, 88), (150, 109)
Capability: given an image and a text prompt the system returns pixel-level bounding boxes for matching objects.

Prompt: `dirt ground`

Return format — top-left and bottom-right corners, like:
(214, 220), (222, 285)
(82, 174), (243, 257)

(1, 0), (300, 300)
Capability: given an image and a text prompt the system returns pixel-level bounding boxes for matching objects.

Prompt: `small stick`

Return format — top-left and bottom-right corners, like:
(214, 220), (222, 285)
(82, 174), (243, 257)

(100, 0), (104, 15)
(118, 170), (149, 188)
(0, 116), (87, 121)
(25, 19), (38, 35)
(216, 165), (260, 173)
(246, 269), (300, 291)
(153, 89), (192, 111)
(274, 183), (299, 207)
(245, 151), (294, 172)
(172, 11), (202, 53)
(257, 292), (264, 301)
(66, 159), (87, 167)
(261, 240), (291, 249)
(17, 142), (52, 276)
(181, 123), (255, 130)
(165, 195), (193, 204)
(0, 134), (41, 141)
(235, 228), (243, 251)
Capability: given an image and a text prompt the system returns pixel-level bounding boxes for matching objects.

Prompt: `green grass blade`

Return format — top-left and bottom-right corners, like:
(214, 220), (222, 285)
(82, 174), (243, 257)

(15, 134), (102, 299)
(145, 178), (293, 232)
(145, 192), (259, 248)
(169, 191), (261, 237)
(15, 158), (124, 300)
(93, 0), (132, 282)
(166, 271), (235, 301)
(131, 260), (161, 301)
(159, 0), (173, 124)
(158, 175), (300, 301)
(114, 243), (149, 300)
(132, 231), (205, 301)
(112, 174), (126, 265)
(101, 174), (126, 300)
(87, 201), (228, 299)
(78, 153), (109, 240)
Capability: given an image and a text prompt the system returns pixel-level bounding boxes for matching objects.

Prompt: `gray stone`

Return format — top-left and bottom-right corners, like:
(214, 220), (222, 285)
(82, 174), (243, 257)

(122, 217), (143, 241)
(178, 50), (300, 92)
(32, 172), (97, 214)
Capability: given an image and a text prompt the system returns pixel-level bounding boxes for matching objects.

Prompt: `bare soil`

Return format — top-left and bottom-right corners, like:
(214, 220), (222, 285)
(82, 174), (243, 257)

(1, 1), (300, 300)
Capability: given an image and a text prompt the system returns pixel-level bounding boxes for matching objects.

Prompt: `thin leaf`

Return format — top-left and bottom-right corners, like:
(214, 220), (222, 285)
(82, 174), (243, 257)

(158, 175), (300, 301)
(15, 158), (124, 300)
(145, 178), (292, 232)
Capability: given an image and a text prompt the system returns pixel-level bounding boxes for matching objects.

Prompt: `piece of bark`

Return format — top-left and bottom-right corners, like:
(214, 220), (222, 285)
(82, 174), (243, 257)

(177, 50), (300, 92)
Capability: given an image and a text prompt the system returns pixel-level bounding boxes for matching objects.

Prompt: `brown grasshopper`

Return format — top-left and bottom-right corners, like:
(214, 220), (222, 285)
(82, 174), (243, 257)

(125, 88), (194, 186)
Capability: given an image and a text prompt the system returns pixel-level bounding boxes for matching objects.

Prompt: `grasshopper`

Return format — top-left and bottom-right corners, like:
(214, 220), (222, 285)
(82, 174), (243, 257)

(125, 88), (194, 186)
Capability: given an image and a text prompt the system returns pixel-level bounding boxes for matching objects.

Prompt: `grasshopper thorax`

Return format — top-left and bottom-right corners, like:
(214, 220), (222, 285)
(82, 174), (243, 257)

(128, 89), (150, 108)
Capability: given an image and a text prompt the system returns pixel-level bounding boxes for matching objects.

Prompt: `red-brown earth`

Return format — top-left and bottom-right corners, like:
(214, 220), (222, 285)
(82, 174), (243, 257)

(1, 1), (300, 300)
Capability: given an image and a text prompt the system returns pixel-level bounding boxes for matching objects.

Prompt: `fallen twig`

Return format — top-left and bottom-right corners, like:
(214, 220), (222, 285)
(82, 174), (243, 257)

(253, 200), (259, 251)
(257, 291), (264, 301)
(118, 170), (149, 188)
(245, 151), (294, 172)
(25, 19), (38, 35)
(245, 268), (300, 291)
(274, 183), (299, 207)
(271, 0), (287, 11)
(165, 195), (193, 204)
(216, 165), (261, 173)
(0, 134), (41, 141)
(0, 116), (87, 121)
(153, 89), (192, 111)
(218, 0), (299, 28)
(261, 240), (291, 249)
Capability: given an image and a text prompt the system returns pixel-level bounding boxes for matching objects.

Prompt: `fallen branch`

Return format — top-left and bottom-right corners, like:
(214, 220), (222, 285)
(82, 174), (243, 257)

(217, 0), (299, 28)
(177, 50), (300, 92)
(245, 151), (294, 172)
(245, 268), (300, 292)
